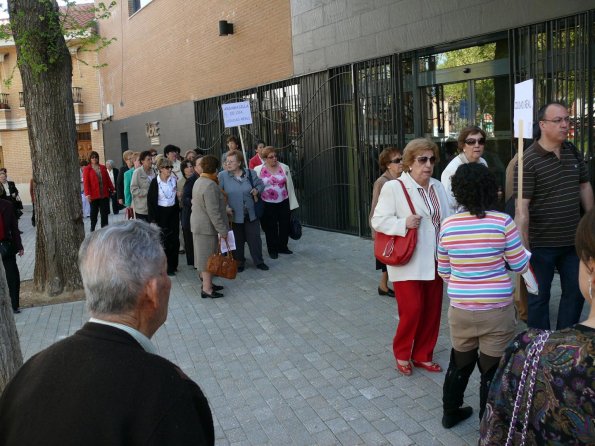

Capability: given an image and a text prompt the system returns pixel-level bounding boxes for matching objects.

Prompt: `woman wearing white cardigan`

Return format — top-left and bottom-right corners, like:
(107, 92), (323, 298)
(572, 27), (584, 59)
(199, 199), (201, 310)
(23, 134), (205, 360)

(254, 146), (299, 259)
(372, 138), (452, 376)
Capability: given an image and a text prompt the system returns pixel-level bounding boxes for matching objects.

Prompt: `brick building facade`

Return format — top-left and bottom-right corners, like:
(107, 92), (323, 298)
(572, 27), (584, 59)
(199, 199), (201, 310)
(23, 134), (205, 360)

(98, 0), (293, 155)
(0, 3), (105, 204)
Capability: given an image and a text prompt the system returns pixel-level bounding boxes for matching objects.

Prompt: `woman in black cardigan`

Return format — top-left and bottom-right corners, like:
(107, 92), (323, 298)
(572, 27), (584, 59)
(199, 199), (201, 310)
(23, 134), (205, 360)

(148, 157), (179, 276)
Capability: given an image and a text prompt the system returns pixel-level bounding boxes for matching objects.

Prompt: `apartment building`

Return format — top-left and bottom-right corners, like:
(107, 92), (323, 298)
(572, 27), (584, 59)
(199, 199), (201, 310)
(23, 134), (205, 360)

(0, 3), (105, 202)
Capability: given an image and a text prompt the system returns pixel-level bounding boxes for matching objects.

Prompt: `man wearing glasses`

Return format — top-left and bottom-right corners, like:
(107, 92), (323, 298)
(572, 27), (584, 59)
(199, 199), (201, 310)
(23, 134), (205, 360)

(515, 101), (594, 330)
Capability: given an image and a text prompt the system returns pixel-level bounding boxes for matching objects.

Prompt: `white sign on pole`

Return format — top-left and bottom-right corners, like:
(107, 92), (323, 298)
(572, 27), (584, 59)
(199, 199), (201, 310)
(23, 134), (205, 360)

(222, 101), (253, 128)
(513, 79), (534, 139)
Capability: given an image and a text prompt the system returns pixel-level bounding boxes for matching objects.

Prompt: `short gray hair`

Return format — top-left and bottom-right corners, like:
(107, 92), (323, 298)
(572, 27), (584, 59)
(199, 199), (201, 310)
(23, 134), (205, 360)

(106, 160), (114, 168)
(79, 220), (165, 316)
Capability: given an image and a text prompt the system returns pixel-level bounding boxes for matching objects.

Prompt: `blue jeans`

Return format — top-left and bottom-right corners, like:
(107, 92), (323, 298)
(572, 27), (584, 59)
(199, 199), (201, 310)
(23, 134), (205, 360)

(528, 246), (583, 330)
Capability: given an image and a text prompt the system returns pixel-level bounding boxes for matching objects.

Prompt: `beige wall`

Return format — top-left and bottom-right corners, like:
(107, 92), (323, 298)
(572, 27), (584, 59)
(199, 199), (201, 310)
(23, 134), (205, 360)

(96, 0), (294, 121)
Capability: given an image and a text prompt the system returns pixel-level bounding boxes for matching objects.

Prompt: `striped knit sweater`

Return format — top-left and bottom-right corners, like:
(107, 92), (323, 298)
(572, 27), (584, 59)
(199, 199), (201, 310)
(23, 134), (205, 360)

(437, 211), (529, 310)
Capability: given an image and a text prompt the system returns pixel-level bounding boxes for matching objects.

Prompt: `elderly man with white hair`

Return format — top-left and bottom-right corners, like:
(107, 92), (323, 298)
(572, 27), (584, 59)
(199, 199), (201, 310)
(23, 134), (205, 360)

(0, 221), (214, 445)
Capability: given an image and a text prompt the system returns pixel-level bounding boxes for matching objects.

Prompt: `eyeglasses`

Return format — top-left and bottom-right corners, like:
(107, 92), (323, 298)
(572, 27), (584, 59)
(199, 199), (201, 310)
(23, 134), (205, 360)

(464, 138), (486, 145)
(416, 156), (436, 165)
(389, 158), (403, 164)
(162, 166), (173, 170)
(266, 155), (277, 159)
(541, 117), (571, 125)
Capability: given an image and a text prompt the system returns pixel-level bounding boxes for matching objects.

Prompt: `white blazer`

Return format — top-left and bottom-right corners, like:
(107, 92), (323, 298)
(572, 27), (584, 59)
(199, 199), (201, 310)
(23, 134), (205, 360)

(371, 172), (452, 282)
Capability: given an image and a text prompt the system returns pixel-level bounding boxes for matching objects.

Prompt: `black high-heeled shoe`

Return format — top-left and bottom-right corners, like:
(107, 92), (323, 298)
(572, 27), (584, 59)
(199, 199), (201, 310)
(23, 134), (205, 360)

(378, 287), (395, 297)
(201, 290), (223, 299)
(199, 275), (223, 291)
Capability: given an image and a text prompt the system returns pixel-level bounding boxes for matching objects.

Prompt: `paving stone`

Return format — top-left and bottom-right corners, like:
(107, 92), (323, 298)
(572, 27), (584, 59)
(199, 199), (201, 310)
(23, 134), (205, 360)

(13, 215), (574, 445)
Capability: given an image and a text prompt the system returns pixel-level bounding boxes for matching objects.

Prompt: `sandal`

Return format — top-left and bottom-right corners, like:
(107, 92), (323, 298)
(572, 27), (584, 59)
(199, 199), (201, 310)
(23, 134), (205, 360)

(396, 361), (412, 376)
(412, 360), (442, 372)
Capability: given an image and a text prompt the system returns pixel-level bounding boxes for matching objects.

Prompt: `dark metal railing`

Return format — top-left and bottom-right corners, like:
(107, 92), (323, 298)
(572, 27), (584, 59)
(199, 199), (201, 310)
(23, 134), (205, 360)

(72, 87), (82, 103)
(196, 11), (595, 236)
(0, 93), (9, 109)
(19, 88), (83, 107)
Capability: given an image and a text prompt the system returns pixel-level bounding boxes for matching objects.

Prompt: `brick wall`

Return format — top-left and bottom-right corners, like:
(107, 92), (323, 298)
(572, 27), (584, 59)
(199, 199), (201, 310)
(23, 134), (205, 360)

(0, 40), (104, 194)
(96, 0), (294, 121)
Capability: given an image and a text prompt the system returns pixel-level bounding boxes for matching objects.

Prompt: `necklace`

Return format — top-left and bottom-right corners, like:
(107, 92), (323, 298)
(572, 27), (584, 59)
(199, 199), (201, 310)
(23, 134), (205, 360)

(158, 177), (175, 201)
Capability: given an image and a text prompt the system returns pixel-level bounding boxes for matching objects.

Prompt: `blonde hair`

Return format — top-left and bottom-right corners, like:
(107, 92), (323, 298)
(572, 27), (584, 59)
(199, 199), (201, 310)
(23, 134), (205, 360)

(402, 138), (439, 172)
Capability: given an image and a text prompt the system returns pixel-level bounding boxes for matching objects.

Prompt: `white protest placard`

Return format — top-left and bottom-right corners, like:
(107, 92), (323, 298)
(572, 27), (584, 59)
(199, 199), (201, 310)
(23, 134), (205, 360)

(222, 101), (253, 128)
(513, 79), (533, 139)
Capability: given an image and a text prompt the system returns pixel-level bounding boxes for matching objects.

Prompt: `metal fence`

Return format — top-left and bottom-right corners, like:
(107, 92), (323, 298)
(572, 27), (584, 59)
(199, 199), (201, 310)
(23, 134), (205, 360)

(195, 11), (595, 237)
(511, 11), (593, 165)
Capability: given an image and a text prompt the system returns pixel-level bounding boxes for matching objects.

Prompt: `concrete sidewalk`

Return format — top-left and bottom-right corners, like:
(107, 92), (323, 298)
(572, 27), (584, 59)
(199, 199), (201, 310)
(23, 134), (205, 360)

(13, 208), (573, 445)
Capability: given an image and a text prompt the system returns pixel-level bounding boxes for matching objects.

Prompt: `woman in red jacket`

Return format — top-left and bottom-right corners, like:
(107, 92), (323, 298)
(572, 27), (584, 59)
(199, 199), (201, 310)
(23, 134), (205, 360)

(83, 151), (114, 231)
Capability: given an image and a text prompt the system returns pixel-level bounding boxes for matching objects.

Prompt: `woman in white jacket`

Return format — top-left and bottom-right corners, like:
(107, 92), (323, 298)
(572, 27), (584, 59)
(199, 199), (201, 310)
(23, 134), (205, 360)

(372, 138), (452, 376)
(254, 146), (299, 259)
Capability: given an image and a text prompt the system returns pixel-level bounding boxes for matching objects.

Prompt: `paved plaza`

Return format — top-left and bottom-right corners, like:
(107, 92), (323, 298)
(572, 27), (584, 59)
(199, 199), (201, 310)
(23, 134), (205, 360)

(13, 208), (572, 445)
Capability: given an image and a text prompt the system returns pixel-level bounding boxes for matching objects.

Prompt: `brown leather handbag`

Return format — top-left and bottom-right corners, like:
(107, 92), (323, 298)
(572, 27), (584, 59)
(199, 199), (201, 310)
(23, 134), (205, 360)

(207, 237), (237, 279)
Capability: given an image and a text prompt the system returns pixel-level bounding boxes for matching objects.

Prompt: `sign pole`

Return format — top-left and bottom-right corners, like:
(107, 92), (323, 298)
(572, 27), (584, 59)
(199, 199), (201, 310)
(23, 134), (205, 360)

(514, 119), (528, 322)
(236, 125), (248, 168)
(517, 119), (524, 215)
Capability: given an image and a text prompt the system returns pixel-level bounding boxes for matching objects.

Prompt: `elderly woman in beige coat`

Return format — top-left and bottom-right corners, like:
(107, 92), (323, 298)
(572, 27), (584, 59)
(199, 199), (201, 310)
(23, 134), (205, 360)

(191, 155), (229, 299)
(372, 138), (452, 376)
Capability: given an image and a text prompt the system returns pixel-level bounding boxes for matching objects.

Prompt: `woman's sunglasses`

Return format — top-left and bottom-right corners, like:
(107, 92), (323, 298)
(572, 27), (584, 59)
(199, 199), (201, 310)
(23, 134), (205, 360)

(464, 138), (486, 145)
(416, 156), (436, 164)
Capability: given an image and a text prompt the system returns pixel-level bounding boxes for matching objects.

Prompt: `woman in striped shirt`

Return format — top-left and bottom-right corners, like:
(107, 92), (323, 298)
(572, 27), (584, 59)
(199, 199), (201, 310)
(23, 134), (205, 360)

(437, 163), (530, 429)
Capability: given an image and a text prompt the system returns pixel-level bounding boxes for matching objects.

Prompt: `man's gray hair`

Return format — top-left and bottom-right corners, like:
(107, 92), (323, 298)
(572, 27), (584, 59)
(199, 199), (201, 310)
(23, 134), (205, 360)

(106, 160), (114, 168)
(79, 220), (165, 316)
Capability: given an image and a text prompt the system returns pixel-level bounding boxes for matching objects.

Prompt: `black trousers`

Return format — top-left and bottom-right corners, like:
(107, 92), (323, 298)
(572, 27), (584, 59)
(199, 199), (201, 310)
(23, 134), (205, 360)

(260, 199), (290, 254)
(156, 204), (180, 274)
(110, 193), (120, 214)
(182, 226), (194, 266)
(90, 197), (110, 231)
(3, 254), (20, 310)
(233, 217), (264, 266)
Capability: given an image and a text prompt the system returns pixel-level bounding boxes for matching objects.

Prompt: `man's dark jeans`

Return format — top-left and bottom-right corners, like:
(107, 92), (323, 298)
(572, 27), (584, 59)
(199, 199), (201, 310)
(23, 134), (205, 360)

(528, 245), (583, 330)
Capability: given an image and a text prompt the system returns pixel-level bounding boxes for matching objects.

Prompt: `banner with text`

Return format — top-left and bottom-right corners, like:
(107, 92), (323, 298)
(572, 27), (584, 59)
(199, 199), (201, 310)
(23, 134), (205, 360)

(222, 101), (253, 128)
(513, 79), (533, 139)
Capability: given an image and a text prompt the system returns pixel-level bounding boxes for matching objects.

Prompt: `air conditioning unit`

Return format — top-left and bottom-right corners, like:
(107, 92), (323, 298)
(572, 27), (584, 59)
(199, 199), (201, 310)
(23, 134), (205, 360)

(106, 103), (113, 118)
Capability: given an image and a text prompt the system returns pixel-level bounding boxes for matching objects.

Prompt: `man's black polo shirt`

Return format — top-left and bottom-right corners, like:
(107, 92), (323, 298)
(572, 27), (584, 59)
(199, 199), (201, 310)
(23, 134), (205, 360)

(514, 141), (589, 248)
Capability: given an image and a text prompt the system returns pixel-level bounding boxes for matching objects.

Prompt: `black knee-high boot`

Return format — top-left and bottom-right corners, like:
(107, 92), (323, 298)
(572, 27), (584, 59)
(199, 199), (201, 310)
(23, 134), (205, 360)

(442, 349), (476, 428)
(478, 362), (498, 421)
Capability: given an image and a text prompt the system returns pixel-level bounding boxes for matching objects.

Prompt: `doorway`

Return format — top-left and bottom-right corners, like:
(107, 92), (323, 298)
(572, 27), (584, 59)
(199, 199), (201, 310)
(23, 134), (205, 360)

(402, 38), (512, 192)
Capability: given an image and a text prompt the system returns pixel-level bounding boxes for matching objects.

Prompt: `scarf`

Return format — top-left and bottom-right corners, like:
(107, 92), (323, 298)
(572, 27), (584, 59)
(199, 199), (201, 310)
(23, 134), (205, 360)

(200, 172), (219, 184)
(200, 172), (227, 203)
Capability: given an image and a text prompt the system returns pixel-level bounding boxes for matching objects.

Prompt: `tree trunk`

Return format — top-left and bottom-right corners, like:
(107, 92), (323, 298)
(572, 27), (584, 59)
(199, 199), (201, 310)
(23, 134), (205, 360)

(8, 0), (85, 295)
(0, 258), (23, 394)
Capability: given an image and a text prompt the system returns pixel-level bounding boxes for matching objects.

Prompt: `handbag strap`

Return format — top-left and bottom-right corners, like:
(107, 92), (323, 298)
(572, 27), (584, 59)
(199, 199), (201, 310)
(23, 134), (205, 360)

(397, 179), (416, 215)
(505, 330), (551, 446)
(245, 169), (259, 203)
(218, 235), (234, 260)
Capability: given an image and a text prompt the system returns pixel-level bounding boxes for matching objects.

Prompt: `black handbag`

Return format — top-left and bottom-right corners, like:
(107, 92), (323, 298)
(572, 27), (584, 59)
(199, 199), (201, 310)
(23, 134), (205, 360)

(246, 169), (265, 219)
(289, 212), (302, 240)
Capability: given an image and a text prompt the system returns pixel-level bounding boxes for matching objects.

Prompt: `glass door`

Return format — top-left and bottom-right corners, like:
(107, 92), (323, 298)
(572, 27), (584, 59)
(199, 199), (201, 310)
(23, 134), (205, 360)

(401, 38), (511, 195)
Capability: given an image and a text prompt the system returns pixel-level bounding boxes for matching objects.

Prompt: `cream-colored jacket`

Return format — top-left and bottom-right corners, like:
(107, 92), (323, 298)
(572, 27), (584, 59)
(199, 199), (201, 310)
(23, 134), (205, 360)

(371, 172), (452, 282)
(254, 162), (299, 210)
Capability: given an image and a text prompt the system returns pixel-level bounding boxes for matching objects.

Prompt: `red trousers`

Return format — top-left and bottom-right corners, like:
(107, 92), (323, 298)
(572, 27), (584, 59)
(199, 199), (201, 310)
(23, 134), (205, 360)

(393, 272), (443, 363)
